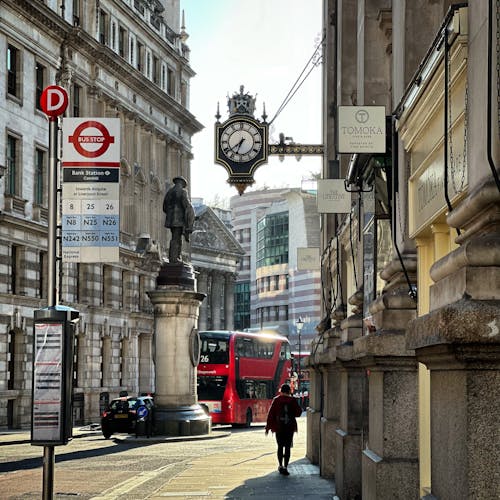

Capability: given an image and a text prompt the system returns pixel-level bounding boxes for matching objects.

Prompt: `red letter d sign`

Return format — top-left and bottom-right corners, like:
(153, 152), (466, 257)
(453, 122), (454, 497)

(40, 85), (69, 118)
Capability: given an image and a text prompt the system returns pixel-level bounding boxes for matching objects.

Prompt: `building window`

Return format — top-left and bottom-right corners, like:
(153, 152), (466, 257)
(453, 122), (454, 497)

(6, 134), (20, 196)
(34, 148), (46, 206)
(256, 212), (289, 268)
(161, 65), (166, 90)
(146, 51), (151, 79)
(111, 22), (117, 51)
(99, 10), (108, 45)
(35, 62), (45, 111)
(11, 245), (19, 295)
(7, 330), (16, 390)
(7, 44), (21, 98)
(39, 251), (47, 299)
(73, 0), (81, 26)
(167, 67), (175, 96)
(137, 41), (144, 71)
(129, 37), (135, 66)
(72, 83), (81, 117)
(119, 27), (127, 58)
(152, 56), (159, 84)
(234, 282), (250, 330)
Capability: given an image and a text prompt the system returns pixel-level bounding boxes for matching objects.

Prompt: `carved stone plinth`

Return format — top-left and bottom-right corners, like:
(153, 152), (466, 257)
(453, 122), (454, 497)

(148, 263), (210, 437)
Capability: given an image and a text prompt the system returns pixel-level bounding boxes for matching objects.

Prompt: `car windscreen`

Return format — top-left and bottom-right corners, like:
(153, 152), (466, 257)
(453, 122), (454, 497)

(197, 375), (228, 400)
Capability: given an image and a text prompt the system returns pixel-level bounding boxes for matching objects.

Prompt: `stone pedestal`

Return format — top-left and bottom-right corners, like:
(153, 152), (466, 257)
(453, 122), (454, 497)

(335, 343), (364, 500)
(306, 367), (322, 464)
(148, 262), (211, 437)
(320, 363), (340, 478)
(354, 332), (419, 500)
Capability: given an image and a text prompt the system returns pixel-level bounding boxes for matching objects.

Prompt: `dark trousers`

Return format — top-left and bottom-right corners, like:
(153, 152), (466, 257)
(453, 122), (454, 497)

(275, 430), (294, 467)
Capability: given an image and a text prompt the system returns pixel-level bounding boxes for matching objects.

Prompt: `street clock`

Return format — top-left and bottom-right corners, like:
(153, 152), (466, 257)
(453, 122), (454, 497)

(214, 85), (324, 195)
(214, 86), (269, 195)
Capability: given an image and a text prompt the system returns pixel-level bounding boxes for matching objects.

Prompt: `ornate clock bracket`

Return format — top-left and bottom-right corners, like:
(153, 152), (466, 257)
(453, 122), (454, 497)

(214, 86), (324, 195)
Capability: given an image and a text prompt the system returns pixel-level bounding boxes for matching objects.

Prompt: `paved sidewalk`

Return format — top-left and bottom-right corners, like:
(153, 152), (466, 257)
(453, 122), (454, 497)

(148, 450), (336, 499)
(145, 417), (336, 500)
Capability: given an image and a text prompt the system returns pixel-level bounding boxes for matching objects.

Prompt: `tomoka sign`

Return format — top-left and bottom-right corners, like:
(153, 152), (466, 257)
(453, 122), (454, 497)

(40, 85), (68, 118)
(61, 118), (120, 263)
(338, 106), (386, 153)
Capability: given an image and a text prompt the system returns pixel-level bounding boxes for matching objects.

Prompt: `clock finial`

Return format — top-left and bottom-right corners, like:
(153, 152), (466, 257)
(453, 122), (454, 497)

(227, 85), (256, 117)
(215, 102), (221, 122)
(262, 102), (268, 123)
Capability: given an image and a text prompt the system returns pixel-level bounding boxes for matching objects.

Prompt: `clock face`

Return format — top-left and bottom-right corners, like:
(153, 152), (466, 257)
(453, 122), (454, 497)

(220, 121), (263, 163)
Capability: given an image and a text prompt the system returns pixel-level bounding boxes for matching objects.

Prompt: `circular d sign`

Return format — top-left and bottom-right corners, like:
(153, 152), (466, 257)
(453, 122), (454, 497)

(40, 85), (68, 117)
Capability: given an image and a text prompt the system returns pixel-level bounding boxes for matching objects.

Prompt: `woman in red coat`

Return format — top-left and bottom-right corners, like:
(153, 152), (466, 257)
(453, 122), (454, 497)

(265, 383), (302, 475)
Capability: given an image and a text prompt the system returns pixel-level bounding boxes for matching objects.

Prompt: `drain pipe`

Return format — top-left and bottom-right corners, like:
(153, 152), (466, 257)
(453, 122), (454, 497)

(443, 25), (461, 236)
(487, 0), (500, 192)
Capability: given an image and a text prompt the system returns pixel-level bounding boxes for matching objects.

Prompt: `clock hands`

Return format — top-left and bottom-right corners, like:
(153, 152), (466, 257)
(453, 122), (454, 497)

(232, 137), (246, 153)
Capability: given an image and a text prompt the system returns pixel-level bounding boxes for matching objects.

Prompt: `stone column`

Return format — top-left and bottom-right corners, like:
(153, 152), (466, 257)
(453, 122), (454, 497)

(334, 313), (364, 500)
(306, 364), (322, 465)
(320, 359), (341, 478)
(148, 263), (210, 436)
(353, 257), (420, 499)
(355, 334), (419, 500)
(405, 4), (500, 497)
(211, 272), (223, 330)
(224, 273), (235, 330)
(197, 270), (209, 331)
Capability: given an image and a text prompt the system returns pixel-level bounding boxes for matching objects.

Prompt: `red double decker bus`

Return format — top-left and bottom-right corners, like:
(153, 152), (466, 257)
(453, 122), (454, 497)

(197, 330), (293, 426)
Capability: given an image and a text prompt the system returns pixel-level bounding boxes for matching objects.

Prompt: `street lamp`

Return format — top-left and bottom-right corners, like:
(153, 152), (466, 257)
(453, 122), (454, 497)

(296, 317), (304, 392)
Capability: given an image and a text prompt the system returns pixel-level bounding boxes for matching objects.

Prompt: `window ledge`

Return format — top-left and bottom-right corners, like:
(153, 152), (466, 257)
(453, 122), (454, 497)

(4, 194), (27, 215)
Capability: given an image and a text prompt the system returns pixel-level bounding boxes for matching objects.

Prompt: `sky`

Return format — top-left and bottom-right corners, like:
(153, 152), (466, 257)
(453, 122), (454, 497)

(181, 0), (323, 206)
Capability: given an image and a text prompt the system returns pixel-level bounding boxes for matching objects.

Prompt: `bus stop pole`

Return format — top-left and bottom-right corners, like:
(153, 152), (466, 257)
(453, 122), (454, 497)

(42, 116), (58, 500)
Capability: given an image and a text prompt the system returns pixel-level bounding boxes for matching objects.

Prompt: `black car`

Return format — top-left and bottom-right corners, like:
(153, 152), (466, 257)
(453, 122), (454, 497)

(101, 395), (154, 439)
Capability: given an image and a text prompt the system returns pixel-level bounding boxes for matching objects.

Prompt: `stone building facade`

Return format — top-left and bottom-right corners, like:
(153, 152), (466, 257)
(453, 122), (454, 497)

(230, 188), (321, 350)
(191, 202), (245, 332)
(310, 1), (499, 499)
(0, 0), (203, 427)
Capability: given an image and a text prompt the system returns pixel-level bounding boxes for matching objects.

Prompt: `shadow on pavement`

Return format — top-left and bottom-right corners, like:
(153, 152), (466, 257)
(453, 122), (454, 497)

(224, 457), (336, 500)
(0, 439), (154, 473)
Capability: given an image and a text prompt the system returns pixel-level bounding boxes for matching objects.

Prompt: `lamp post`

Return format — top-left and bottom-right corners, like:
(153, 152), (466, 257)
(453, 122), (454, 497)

(296, 317), (304, 393)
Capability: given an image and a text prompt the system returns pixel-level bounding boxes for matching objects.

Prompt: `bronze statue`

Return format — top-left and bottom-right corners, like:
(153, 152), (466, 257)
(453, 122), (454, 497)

(163, 176), (195, 263)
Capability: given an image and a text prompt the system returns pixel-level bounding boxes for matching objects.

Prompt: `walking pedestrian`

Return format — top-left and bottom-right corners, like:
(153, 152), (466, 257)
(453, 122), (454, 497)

(265, 383), (302, 476)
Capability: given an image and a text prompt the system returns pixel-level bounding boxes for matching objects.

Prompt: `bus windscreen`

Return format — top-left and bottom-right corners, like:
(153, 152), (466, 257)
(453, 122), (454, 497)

(200, 336), (229, 364)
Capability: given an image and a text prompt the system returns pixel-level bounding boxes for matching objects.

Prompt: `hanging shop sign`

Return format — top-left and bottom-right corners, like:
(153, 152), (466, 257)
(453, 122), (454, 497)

(61, 118), (120, 263)
(317, 179), (351, 213)
(297, 247), (320, 271)
(338, 106), (386, 153)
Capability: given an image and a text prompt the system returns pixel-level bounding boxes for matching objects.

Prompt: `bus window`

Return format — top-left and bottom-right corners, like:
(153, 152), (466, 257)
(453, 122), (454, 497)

(198, 375), (227, 400)
(280, 343), (291, 360)
(237, 380), (258, 399)
(200, 337), (229, 364)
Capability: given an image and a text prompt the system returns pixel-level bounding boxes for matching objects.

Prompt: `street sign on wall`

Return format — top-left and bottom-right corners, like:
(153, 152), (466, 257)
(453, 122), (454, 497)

(61, 118), (120, 263)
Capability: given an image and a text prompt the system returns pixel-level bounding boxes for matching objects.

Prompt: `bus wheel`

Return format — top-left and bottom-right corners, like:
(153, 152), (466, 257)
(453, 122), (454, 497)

(245, 408), (252, 428)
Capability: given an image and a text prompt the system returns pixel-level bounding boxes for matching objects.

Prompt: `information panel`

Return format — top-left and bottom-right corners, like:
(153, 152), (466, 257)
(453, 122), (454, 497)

(32, 323), (63, 443)
(61, 118), (120, 262)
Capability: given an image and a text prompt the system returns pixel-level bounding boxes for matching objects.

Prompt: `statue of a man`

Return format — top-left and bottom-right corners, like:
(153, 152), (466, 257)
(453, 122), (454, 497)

(163, 176), (195, 263)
